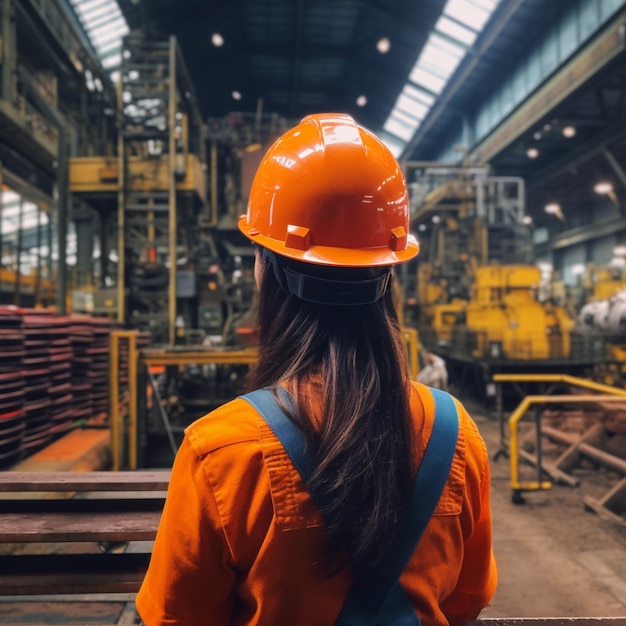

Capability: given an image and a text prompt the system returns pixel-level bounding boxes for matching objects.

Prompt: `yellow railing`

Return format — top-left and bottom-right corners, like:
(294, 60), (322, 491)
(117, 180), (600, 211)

(493, 374), (626, 499)
(401, 326), (420, 381)
(109, 330), (139, 471)
(507, 394), (626, 494)
(493, 374), (626, 453)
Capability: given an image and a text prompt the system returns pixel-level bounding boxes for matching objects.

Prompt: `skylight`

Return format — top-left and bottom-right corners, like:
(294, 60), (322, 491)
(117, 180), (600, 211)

(68, 0), (129, 76)
(382, 0), (502, 157)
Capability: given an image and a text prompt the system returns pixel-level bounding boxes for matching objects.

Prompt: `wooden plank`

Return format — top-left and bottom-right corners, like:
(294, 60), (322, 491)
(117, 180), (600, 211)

(0, 553), (149, 595)
(0, 510), (161, 542)
(0, 571), (145, 595)
(0, 471), (171, 493)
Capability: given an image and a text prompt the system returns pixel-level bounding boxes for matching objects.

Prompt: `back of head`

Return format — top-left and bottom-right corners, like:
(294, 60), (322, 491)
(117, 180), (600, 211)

(239, 113), (420, 579)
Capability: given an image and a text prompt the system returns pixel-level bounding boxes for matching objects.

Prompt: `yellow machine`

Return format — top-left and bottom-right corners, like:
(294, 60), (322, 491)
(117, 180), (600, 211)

(403, 163), (588, 388)
(465, 265), (574, 360)
(582, 265), (626, 301)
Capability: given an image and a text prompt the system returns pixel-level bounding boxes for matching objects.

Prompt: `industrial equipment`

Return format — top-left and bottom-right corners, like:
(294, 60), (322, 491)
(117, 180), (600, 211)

(405, 163), (603, 398)
(69, 33), (209, 345)
(576, 263), (626, 387)
(464, 265), (575, 361)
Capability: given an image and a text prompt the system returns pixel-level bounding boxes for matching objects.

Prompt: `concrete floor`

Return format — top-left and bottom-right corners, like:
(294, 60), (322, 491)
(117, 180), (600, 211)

(469, 400), (626, 619)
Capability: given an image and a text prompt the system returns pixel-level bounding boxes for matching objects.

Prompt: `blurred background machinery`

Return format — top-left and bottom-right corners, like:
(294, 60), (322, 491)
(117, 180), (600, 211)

(406, 163), (610, 401)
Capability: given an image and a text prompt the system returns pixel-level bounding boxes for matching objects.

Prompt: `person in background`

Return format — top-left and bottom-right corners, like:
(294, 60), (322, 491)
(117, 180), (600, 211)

(136, 113), (497, 626)
(417, 350), (449, 390)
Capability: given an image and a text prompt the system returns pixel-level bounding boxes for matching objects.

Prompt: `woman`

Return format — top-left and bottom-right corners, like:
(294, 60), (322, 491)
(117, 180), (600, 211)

(136, 113), (497, 625)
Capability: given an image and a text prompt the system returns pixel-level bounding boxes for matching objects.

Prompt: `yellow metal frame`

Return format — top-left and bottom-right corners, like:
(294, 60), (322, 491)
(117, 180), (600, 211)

(493, 373), (626, 451)
(494, 374), (626, 495)
(68, 154), (207, 199)
(109, 330), (139, 471)
(401, 327), (420, 381)
(508, 394), (626, 492)
(141, 349), (259, 367)
(168, 36), (178, 345)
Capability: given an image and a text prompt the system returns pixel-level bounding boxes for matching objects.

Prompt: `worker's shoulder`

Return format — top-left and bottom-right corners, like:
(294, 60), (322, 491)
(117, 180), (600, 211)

(411, 382), (487, 453)
(184, 396), (260, 457)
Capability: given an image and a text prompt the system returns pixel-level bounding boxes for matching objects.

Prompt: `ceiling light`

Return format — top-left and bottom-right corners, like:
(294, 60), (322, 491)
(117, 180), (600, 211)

(613, 245), (626, 258)
(533, 132), (542, 140)
(232, 90), (242, 101)
(526, 148), (539, 159)
(377, 38), (390, 54)
(211, 33), (224, 47)
(562, 125), (576, 138)
(432, 215), (440, 223)
(522, 215), (533, 224)
(594, 181), (613, 194)
(356, 95), (367, 107)
(544, 203), (561, 215)
(418, 224), (427, 231)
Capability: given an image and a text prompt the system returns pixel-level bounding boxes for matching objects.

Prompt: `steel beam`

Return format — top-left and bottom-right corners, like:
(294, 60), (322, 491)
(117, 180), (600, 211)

(470, 12), (626, 165)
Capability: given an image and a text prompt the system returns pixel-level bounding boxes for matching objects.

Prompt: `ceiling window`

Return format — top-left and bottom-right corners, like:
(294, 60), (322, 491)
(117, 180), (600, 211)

(382, 0), (502, 157)
(68, 0), (129, 75)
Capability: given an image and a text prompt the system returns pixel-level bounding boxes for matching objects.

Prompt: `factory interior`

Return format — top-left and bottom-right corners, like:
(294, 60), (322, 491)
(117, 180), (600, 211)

(1, 0), (626, 623)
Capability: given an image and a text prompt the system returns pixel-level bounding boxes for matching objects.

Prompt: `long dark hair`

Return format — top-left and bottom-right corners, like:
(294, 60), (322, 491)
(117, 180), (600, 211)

(248, 251), (415, 580)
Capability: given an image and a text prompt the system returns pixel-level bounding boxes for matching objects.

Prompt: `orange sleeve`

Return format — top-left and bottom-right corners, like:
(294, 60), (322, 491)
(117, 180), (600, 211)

(441, 407), (498, 624)
(135, 437), (236, 626)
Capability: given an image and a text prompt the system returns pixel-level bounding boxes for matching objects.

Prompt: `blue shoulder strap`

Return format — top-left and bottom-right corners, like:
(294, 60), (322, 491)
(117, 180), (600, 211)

(241, 387), (316, 483)
(240, 386), (459, 626)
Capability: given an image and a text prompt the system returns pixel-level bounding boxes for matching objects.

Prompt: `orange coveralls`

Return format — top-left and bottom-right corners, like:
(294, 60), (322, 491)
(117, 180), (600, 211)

(136, 382), (497, 625)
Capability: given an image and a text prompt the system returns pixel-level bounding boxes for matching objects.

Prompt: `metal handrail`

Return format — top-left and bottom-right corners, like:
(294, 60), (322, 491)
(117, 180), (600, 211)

(109, 330), (140, 471)
(508, 394), (626, 494)
(493, 374), (626, 455)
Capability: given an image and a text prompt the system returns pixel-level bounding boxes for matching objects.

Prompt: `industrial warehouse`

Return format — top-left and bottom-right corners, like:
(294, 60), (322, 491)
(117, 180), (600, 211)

(1, 0), (626, 624)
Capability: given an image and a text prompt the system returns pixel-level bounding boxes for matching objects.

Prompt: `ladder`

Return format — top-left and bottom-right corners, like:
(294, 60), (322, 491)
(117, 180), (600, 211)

(116, 34), (179, 345)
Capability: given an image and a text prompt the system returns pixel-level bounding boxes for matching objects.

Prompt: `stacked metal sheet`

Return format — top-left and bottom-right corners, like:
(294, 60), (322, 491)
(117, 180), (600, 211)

(69, 315), (95, 424)
(47, 315), (74, 437)
(22, 310), (55, 455)
(0, 309), (130, 466)
(0, 309), (25, 468)
(89, 319), (114, 417)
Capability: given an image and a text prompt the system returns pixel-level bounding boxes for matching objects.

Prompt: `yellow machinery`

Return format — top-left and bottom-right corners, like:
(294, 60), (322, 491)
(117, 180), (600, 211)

(401, 163), (603, 402)
(581, 264), (626, 301)
(465, 265), (574, 360)
(69, 34), (208, 345)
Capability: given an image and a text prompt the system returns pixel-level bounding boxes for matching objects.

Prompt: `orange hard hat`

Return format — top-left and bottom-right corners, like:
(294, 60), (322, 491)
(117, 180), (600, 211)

(239, 113), (419, 267)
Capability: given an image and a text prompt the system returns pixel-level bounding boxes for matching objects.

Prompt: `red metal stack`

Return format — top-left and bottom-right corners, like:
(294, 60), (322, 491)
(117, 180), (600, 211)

(0, 309), (25, 468)
(0, 309), (129, 466)
(89, 319), (115, 418)
(22, 310), (55, 455)
(47, 315), (75, 437)
(69, 315), (96, 424)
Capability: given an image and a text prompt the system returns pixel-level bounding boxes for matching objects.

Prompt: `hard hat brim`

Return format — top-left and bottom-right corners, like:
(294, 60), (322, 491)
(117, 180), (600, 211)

(239, 215), (419, 267)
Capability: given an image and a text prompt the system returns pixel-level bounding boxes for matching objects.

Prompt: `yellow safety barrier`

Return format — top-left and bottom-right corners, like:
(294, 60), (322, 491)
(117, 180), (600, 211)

(508, 394), (626, 495)
(401, 327), (420, 381)
(492, 374), (626, 502)
(493, 374), (626, 454)
(109, 330), (140, 471)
